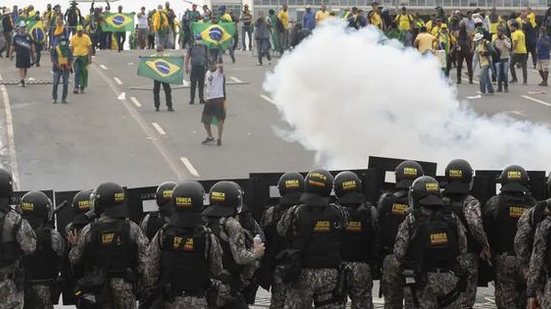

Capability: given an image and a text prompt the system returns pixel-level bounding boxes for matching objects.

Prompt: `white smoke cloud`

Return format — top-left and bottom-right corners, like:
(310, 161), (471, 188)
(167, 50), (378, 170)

(264, 22), (551, 171)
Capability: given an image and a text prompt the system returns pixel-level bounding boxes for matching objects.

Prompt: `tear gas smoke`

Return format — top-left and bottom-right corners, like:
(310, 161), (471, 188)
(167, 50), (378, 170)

(264, 22), (551, 171)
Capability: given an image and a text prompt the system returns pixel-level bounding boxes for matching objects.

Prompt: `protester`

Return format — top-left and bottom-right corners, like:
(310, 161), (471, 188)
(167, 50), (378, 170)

(151, 46), (174, 112)
(114, 5), (126, 52)
(10, 21), (35, 87)
(185, 35), (207, 105)
(474, 33), (494, 95)
(201, 62), (226, 146)
(436, 24), (454, 78)
(456, 22), (474, 84)
(536, 27), (551, 86)
(268, 9), (282, 55)
(240, 5), (253, 51)
(153, 4), (169, 49)
(70, 25), (92, 94)
(0, 8), (14, 57)
(136, 7), (148, 49)
(414, 26), (435, 55)
(522, 14), (538, 70)
(510, 21), (528, 85)
(255, 11), (272, 66)
(315, 5), (330, 26)
(368, 2), (383, 29)
(492, 27), (512, 92)
(278, 4), (290, 51)
(303, 6), (315, 33)
(51, 34), (72, 104)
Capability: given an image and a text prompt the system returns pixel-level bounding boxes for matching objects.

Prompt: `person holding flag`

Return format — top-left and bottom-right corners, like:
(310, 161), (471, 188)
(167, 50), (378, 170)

(70, 25), (92, 94)
(152, 46), (174, 112)
(28, 14), (46, 67)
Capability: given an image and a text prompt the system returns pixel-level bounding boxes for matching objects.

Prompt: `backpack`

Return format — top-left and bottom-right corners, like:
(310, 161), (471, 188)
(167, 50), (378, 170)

(485, 40), (499, 60)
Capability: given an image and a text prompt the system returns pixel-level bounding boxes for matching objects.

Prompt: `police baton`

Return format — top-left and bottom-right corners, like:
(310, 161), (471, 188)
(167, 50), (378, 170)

(54, 200), (69, 214)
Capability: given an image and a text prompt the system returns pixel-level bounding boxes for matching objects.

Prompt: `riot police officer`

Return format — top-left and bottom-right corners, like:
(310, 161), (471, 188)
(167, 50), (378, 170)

(146, 181), (223, 308)
(0, 168), (37, 309)
(62, 189), (94, 307)
(334, 171), (378, 309)
(442, 159), (491, 308)
(394, 176), (467, 309)
(527, 197), (551, 308)
(20, 190), (64, 309)
(68, 182), (149, 308)
(277, 169), (349, 309)
(202, 181), (265, 308)
(377, 160), (424, 308)
(260, 172), (305, 309)
(484, 165), (536, 308)
(140, 181), (176, 241)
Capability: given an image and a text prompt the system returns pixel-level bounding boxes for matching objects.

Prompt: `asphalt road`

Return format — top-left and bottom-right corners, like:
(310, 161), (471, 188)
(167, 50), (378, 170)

(1, 49), (549, 307)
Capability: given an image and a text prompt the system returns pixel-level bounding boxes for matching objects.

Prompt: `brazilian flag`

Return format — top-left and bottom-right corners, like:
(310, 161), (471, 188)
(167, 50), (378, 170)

(138, 56), (184, 85)
(103, 13), (135, 32)
(27, 20), (46, 44)
(191, 22), (236, 50)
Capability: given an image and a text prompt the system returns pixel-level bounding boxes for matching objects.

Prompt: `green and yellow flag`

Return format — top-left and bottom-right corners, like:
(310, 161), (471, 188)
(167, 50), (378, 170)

(138, 56), (184, 85)
(27, 20), (47, 44)
(191, 22), (236, 49)
(104, 13), (135, 32)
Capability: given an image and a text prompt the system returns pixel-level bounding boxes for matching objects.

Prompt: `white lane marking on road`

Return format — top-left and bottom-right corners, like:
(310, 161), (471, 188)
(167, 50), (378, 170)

(260, 95), (275, 104)
(117, 92), (126, 100)
(503, 110), (526, 117)
(92, 64), (188, 180)
(100, 64), (109, 70)
(180, 157), (200, 177)
(0, 73), (20, 190)
(152, 122), (167, 135)
(114, 77), (123, 85)
(130, 97), (142, 107)
(521, 95), (551, 107)
(230, 76), (243, 83)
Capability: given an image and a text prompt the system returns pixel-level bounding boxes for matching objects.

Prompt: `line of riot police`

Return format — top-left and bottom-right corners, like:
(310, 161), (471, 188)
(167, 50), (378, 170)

(1, 158), (551, 308)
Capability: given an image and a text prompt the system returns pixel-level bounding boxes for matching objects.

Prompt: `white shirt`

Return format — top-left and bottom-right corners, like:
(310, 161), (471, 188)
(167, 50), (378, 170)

(137, 13), (148, 29)
(205, 68), (225, 100)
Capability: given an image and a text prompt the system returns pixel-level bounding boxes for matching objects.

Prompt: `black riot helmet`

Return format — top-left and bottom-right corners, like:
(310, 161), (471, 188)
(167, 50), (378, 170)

(444, 159), (473, 195)
(277, 172), (305, 206)
(409, 176), (443, 208)
(0, 168), (13, 205)
(20, 190), (53, 223)
(395, 161), (424, 190)
(300, 169), (334, 205)
(334, 171), (365, 205)
(171, 181), (205, 227)
(547, 172), (551, 196)
(499, 165), (530, 193)
(155, 181), (176, 217)
(72, 189), (93, 213)
(91, 182), (127, 218)
(202, 181), (243, 217)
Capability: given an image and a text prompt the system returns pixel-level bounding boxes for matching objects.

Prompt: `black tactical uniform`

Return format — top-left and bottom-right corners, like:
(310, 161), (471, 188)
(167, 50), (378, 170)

(140, 181), (176, 242)
(335, 171), (379, 309)
(20, 190), (64, 309)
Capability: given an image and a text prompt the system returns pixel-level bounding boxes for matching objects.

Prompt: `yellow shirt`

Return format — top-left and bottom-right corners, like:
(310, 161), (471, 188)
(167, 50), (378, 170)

(527, 12), (537, 28)
(430, 25), (441, 36)
(511, 29), (527, 54)
(395, 14), (412, 31)
(415, 32), (435, 54)
(55, 46), (69, 66)
(475, 42), (490, 66)
(70, 34), (92, 57)
(220, 13), (232, 23)
(278, 10), (290, 29)
(369, 11), (382, 29)
(315, 10), (330, 24)
(425, 20), (433, 32)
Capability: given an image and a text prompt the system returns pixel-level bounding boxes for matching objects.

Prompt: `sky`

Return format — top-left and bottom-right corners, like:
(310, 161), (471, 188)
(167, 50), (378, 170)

(2, 0), (201, 17)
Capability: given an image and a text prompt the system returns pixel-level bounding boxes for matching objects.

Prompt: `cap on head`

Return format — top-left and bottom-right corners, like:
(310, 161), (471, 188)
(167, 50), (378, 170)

(155, 181), (176, 207)
(334, 171), (365, 205)
(19, 21), (26, 28)
(410, 176), (443, 207)
(277, 172), (305, 205)
(395, 160), (424, 189)
(444, 159), (473, 194)
(20, 190), (53, 222)
(500, 165), (530, 193)
(202, 181), (243, 217)
(91, 182), (127, 217)
(473, 33), (484, 42)
(76, 25), (83, 31)
(72, 189), (93, 213)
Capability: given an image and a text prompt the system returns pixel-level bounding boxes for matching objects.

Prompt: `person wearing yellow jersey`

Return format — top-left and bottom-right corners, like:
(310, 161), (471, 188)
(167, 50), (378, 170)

(437, 24), (455, 77)
(430, 18), (442, 37)
(70, 25), (92, 94)
(153, 5), (169, 49)
(395, 7), (412, 31)
(278, 4), (290, 50)
(51, 35), (72, 104)
(368, 2), (382, 29)
(425, 19), (433, 33)
(510, 22), (528, 85)
(414, 26), (436, 55)
(315, 5), (330, 25)
(487, 8), (500, 35)
(526, 7), (537, 28)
